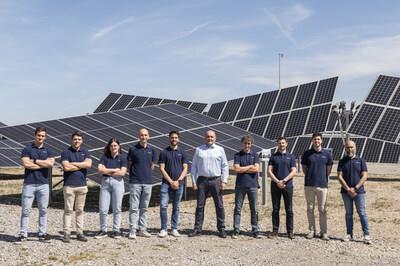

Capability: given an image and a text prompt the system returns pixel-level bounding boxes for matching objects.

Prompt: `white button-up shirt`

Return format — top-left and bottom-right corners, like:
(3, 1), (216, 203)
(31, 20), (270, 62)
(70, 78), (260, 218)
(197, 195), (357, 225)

(191, 143), (229, 183)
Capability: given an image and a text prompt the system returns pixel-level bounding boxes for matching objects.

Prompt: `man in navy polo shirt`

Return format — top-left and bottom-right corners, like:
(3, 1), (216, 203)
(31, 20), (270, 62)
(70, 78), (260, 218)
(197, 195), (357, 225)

(127, 128), (157, 239)
(268, 136), (297, 239)
(158, 130), (188, 238)
(232, 135), (260, 239)
(301, 132), (333, 241)
(61, 131), (92, 243)
(16, 127), (55, 243)
(338, 139), (371, 244)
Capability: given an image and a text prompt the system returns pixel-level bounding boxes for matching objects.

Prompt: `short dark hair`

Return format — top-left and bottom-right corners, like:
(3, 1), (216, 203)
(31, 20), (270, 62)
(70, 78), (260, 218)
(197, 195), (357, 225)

(241, 135), (253, 144)
(312, 132), (322, 139)
(169, 130), (180, 137)
(35, 127), (47, 135)
(104, 138), (122, 157)
(71, 131), (83, 139)
(277, 136), (287, 142)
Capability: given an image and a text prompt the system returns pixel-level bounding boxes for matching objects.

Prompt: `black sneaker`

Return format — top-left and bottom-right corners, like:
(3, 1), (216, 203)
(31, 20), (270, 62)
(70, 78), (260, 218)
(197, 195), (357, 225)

(188, 229), (202, 237)
(77, 234), (88, 242)
(39, 234), (51, 243)
(231, 230), (240, 239)
(252, 231), (262, 239)
(63, 233), (71, 243)
(111, 231), (121, 239)
(218, 229), (227, 238)
(15, 235), (27, 244)
(95, 231), (108, 239)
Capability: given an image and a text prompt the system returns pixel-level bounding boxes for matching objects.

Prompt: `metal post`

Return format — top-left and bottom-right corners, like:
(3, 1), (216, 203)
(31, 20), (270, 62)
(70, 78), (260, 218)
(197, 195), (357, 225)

(262, 160), (267, 207)
(48, 167), (53, 204)
(183, 176), (187, 201)
(278, 53), (283, 90)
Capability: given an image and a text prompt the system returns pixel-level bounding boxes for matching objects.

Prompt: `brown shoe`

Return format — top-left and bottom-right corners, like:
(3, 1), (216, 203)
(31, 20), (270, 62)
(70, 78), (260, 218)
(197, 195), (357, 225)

(288, 232), (295, 239)
(77, 234), (88, 242)
(268, 232), (278, 239)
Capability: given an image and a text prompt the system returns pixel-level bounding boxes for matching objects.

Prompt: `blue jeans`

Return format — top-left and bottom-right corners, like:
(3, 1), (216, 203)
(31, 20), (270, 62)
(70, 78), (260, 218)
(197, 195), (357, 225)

(233, 187), (258, 232)
(20, 184), (49, 237)
(342, 192), (370, 236)
(99, 177), (125, 232)
(129, 184), (152, 232)
(160, 182), (184, 230)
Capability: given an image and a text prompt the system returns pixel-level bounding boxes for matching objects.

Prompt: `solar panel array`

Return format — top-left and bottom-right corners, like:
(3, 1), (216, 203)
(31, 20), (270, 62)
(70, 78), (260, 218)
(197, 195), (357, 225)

(0, 104), (276, 185)
(284, 133), (400, 164)
(0, 138), (23, 167)
(346, 75), (400, 163)
(207, 77), (338, 141)
(94, 93), (208, 114)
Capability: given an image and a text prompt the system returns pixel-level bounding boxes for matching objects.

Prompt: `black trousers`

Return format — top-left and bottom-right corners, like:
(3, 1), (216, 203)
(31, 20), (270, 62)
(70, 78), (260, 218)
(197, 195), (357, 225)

(271, 183), (294, 233)
(194, 177), (225, 231)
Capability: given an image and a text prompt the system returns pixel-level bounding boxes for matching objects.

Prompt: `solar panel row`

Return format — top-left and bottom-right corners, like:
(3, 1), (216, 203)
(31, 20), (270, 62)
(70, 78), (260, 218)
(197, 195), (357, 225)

(284, 135), (400, 163)
(0, 104), (276, 186)
(348, 75), (400, 144)
(94, 93), (208, 114)
(207, 77), (338, 141)
(0, 138), (23, 167)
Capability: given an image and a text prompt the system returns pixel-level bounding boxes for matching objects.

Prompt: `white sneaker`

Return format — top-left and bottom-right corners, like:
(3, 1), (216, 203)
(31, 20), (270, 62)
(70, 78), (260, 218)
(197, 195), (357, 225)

(321, 233), (329, 241)
(171, 229), (181, 237)
(128, 232), (136, 239)
(364, 235), (372, 245)
(342, 234), (352, 242)
(158, 230), (168, 238)
(137, 230), (152, 238)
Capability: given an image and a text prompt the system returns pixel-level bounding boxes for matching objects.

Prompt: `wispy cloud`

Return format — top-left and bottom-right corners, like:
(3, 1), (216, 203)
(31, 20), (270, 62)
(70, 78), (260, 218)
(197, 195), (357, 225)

(92, 16), (137, 40)
(242, 34), (400, 89)
(265, 3), (312, 46)
(212, 42), (256, 61)
(152, 22), (210, 45)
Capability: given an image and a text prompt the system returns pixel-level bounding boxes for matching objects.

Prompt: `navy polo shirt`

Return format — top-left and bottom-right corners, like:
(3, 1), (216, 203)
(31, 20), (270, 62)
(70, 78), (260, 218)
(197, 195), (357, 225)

(158, 146), (188, 184)
(338, 155), (368, 194)
(234, 149), (260, 188)
(268, 151), (296, 188)
(21, 143), (55, 185)
(99, 154), (128, 177)
(127, 143), (157, 184)
(301, 148), (333, 188)
(61, 146), (90, 187)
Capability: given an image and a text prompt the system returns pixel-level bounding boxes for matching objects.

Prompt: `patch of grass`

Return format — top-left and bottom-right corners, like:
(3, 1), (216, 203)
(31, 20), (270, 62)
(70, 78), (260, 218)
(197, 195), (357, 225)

(154, 243), (169, 249)
(369, 217), (384, 224)
(68, 252), (98, 263)
(372, 197), (392, 209)
(392, 218), (400, 225)
(48, 256), (58, 261)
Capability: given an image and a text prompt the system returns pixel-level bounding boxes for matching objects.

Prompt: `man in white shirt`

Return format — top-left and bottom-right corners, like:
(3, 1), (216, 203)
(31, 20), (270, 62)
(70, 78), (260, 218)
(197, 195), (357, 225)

(189, 130), (229, 238)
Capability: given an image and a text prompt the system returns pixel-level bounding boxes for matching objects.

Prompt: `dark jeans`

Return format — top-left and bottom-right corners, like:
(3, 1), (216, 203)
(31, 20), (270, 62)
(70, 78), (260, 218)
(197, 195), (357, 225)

(271, 184), (293, 233)
(233, 187), (258, 232)
(194, 176), (225, 231)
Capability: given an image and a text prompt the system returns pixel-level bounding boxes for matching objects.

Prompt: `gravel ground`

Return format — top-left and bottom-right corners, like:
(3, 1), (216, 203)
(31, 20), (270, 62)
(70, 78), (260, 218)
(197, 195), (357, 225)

(0, 164), (399, 265)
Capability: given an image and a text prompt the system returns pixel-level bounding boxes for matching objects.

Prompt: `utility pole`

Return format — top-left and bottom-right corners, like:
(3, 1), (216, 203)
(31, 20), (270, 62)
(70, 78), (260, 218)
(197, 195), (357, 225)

(278, 53), (284, 90)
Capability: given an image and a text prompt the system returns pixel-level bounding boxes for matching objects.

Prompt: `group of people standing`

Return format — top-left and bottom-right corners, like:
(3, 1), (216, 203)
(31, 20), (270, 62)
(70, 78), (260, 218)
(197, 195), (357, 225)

(15, 127), (371, 245)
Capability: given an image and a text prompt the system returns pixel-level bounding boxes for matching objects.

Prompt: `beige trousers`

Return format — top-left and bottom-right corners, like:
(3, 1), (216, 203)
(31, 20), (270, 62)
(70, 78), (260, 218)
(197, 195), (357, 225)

(63, 186), (88, 234)
(304, 186), (328, 234)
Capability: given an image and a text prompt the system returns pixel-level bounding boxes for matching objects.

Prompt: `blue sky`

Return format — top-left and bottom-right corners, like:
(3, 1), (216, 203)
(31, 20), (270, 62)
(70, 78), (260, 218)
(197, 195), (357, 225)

(1, 0), (399, 125)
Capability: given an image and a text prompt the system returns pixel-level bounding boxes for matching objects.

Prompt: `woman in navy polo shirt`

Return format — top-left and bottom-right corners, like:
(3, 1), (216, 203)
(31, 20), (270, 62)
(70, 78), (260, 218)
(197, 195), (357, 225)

(95, 138), (127, 239)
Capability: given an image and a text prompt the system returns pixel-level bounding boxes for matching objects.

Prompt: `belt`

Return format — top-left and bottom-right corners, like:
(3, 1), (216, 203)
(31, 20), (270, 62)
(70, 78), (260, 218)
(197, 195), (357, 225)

(199, 176), (220, 180)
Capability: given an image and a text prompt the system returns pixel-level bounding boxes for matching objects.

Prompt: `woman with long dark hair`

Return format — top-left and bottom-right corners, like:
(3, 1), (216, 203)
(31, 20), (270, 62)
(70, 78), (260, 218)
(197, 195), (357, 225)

(95, 138), (127, 239)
